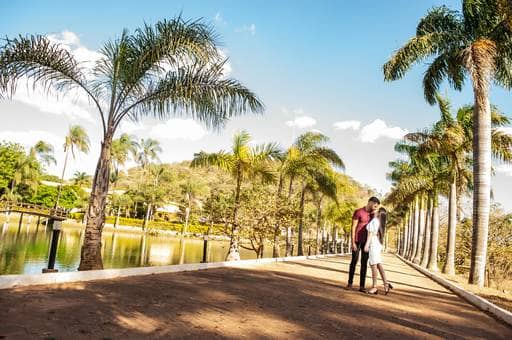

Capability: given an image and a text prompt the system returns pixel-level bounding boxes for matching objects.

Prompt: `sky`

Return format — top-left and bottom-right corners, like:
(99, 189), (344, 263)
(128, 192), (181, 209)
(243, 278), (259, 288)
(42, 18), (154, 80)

(1, 0), (511, 211)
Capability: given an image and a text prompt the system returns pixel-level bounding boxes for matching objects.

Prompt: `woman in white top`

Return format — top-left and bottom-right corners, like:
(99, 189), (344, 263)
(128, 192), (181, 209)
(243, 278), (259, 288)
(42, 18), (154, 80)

(364, 207), (393, 295)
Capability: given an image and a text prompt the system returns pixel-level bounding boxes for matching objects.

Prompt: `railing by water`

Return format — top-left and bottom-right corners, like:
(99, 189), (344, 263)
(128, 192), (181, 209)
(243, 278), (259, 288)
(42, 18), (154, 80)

(0, 201), (68, 221)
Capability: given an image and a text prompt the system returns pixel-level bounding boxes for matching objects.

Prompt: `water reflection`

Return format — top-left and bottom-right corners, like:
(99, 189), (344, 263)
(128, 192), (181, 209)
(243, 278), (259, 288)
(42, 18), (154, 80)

(0, 219), (275, 275)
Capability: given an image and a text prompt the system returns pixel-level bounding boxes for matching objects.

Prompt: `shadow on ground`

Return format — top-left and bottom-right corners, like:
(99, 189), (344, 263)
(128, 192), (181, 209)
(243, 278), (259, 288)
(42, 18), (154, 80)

(0, 254), (510, 339)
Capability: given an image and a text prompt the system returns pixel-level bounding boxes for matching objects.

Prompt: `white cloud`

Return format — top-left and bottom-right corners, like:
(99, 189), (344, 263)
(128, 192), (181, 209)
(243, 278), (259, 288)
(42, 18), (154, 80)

(150, 119), (207, 141)
(359, 119), (407, 143)
(286, 116), (317, 129)
(0, 130), (62, 149)
(47, 30), (103, 71)
(235, 24), (256, 35)
(214, 12), (227, 25)
(310, 128), (323, 134)
(496, 164), (512, 177)
(12, 83), (94, 121)
(8, 30), (104, 122)
(333, 120), (361, 131)
(118, 121), (144, 135)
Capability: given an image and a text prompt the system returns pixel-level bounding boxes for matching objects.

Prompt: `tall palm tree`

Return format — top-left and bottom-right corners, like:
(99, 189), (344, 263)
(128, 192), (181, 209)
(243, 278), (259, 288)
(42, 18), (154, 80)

(191, 130), (281, 260)
(55, 125), (90, 207)
(410, 95), (511, 274)
(383, 1), (512, 286)
(0, 17), (263, 270)
(281, 132), (344, 256)
(133, 138), (162, 172)
(31, 140), (56, 169)
(111, 133), (137, 183)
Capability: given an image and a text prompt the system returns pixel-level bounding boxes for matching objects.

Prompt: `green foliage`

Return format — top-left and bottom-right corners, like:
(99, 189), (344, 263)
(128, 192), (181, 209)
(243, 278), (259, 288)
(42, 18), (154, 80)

(28, 184), (86, 209)
(456, 206), (512, 288)
(0, 142), (25, 190)
(40, 174), (62, 183)
(103, 216), (224, 235)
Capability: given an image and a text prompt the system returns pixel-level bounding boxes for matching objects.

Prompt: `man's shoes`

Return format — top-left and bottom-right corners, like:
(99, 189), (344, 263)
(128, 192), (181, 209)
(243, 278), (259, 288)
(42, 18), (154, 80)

(358, 288), (366, 293)
(346, 283), (353, 289)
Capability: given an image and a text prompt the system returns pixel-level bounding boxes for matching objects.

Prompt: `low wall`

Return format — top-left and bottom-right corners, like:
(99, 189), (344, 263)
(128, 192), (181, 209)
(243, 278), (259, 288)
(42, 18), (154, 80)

(396, 254), (512, 327)
(0, 254), (345, 290)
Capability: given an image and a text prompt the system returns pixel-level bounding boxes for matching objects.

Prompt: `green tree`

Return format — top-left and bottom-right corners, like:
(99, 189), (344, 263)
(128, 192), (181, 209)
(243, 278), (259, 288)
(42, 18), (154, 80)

(56, 125), (90, 207)
(111, 133), (137, 186)
(72, 171), (92, 187)
(31, 140), (56, 169)
(383, 0), (512, 286)
(0, 17), (263, 270)
(280, 132), (344, 256)
(191, 130), (280, 260)
(0, 142), (25, 192)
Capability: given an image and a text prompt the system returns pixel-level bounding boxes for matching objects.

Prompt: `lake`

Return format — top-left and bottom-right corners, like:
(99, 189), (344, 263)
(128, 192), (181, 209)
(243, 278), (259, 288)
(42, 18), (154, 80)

(0, 216), (275, 275)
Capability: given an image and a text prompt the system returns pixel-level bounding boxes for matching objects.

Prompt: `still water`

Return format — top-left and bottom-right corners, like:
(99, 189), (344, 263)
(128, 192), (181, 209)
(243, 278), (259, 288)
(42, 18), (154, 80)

(0, 218), (274, 275)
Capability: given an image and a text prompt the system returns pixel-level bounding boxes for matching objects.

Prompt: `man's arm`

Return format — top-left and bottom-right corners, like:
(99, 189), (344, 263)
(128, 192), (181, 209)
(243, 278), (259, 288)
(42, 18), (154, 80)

(351, 217), (358, 252)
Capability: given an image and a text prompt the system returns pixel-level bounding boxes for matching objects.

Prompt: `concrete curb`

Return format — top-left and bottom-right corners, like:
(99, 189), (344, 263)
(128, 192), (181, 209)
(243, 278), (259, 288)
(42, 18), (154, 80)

(396, 254), (512, 327)
(0, 253), (344, 290)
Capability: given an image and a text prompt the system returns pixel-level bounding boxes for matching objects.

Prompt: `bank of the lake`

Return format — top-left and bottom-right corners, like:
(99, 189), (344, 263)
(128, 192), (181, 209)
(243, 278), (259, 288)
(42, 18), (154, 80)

(0, 214), (277, 275)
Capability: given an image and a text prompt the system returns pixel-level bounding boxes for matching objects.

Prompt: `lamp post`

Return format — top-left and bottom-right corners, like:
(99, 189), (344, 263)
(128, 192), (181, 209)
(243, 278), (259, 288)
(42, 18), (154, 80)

(43, 219), (61, 273)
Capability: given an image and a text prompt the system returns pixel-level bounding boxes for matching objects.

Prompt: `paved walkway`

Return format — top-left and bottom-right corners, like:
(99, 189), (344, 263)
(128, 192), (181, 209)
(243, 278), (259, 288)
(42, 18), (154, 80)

(1, 254), (511, 339)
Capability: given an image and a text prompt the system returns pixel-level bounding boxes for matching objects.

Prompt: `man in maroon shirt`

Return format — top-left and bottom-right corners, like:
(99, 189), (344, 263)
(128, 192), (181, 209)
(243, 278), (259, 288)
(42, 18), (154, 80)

(347, 196), (380, 292)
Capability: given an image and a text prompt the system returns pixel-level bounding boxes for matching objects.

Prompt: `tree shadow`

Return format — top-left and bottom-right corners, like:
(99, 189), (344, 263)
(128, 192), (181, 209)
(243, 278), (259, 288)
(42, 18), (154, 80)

(0, 259), (510, 339)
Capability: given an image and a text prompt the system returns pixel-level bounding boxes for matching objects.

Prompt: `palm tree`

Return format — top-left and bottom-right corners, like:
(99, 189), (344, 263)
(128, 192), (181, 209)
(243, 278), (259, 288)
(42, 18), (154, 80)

(111, 133), (137, 183)
(281, 132), (344, 256)
(133, 138), (162, 172)
(409, 95), (511, 274)
(191, 130), (281, 260)
(72, 171), (92, 187)
(31, 141), (56, 168)
(0, 17), (264, 270)
(55, 125), (90, 207)
(383, 1), (512, 286)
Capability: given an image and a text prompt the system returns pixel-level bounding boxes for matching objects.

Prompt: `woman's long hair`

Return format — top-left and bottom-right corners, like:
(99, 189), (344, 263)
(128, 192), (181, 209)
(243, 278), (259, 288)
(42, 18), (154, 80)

(378, 207), (387, 244)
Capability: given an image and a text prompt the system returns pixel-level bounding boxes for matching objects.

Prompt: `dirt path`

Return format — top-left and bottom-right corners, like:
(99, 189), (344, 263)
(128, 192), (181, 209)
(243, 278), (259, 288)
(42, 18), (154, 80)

(1, 254), (510, 339)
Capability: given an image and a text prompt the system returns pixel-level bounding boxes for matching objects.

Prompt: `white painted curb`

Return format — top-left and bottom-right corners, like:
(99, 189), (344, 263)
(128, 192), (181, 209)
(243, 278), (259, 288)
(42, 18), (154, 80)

(396, 254), (512, 327)
(0, 253), (344, 290)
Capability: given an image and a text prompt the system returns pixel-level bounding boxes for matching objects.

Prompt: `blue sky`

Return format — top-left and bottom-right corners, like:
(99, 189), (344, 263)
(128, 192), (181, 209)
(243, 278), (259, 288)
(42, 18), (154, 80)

(1, 0), (511, 211)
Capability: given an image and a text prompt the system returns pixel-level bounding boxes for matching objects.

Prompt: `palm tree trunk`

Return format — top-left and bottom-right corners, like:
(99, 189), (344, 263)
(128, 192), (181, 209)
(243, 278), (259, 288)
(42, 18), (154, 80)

(332, 225), (337, 254)
(427, 193), (440, 272)
(297, 183), (307, 256)
(468, 47), (493, 287)
(420, 196), (432, 267)
(413, 196), (425, 264)
(273, 174), (284, 258)
(396, 224), (401, 254)
(402, 212), (409, 257)
(114, 206), (121, 229)
(443, 177), (457, 275)
(55, 148), (70, 208)
(143, 203), (151, 230)
(226, 164), (242, 261)
(78, 132), (114, 270)
(409, 198), (419, 260)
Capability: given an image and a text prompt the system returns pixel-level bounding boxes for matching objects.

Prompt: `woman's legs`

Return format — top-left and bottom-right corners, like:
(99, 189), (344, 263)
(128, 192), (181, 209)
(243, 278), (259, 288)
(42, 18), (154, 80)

(370, 264), (378, 287)
(377, 263), (388, 286)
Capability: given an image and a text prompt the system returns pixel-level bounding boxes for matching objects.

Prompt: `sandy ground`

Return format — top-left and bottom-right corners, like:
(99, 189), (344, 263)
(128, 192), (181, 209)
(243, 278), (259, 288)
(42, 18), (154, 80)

(1, 253), (511, 339)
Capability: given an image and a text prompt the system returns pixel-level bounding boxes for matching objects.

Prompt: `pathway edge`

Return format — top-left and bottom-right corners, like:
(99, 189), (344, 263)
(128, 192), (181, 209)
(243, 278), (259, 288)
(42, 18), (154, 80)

(0, 253), (344, 290)
(396, 254), (512, 327)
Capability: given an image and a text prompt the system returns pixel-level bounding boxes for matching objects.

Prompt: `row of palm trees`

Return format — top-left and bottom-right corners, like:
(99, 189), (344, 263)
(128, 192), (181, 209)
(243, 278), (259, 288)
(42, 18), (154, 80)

(191, 130), (344, 260)
(383, 0), (512, 287)
(386, 94), (511, 282)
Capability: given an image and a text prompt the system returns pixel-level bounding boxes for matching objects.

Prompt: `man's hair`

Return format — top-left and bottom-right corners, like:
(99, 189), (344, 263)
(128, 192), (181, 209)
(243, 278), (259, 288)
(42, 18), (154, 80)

(368, 196), (380, 204)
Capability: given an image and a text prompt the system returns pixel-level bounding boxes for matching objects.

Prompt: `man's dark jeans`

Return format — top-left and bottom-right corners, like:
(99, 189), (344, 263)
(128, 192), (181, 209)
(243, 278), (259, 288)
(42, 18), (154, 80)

(348, 241), (369, 288)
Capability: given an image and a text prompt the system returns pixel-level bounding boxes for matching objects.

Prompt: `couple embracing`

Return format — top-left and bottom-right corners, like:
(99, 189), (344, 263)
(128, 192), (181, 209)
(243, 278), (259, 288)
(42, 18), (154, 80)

(347, 197), (393, 295)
